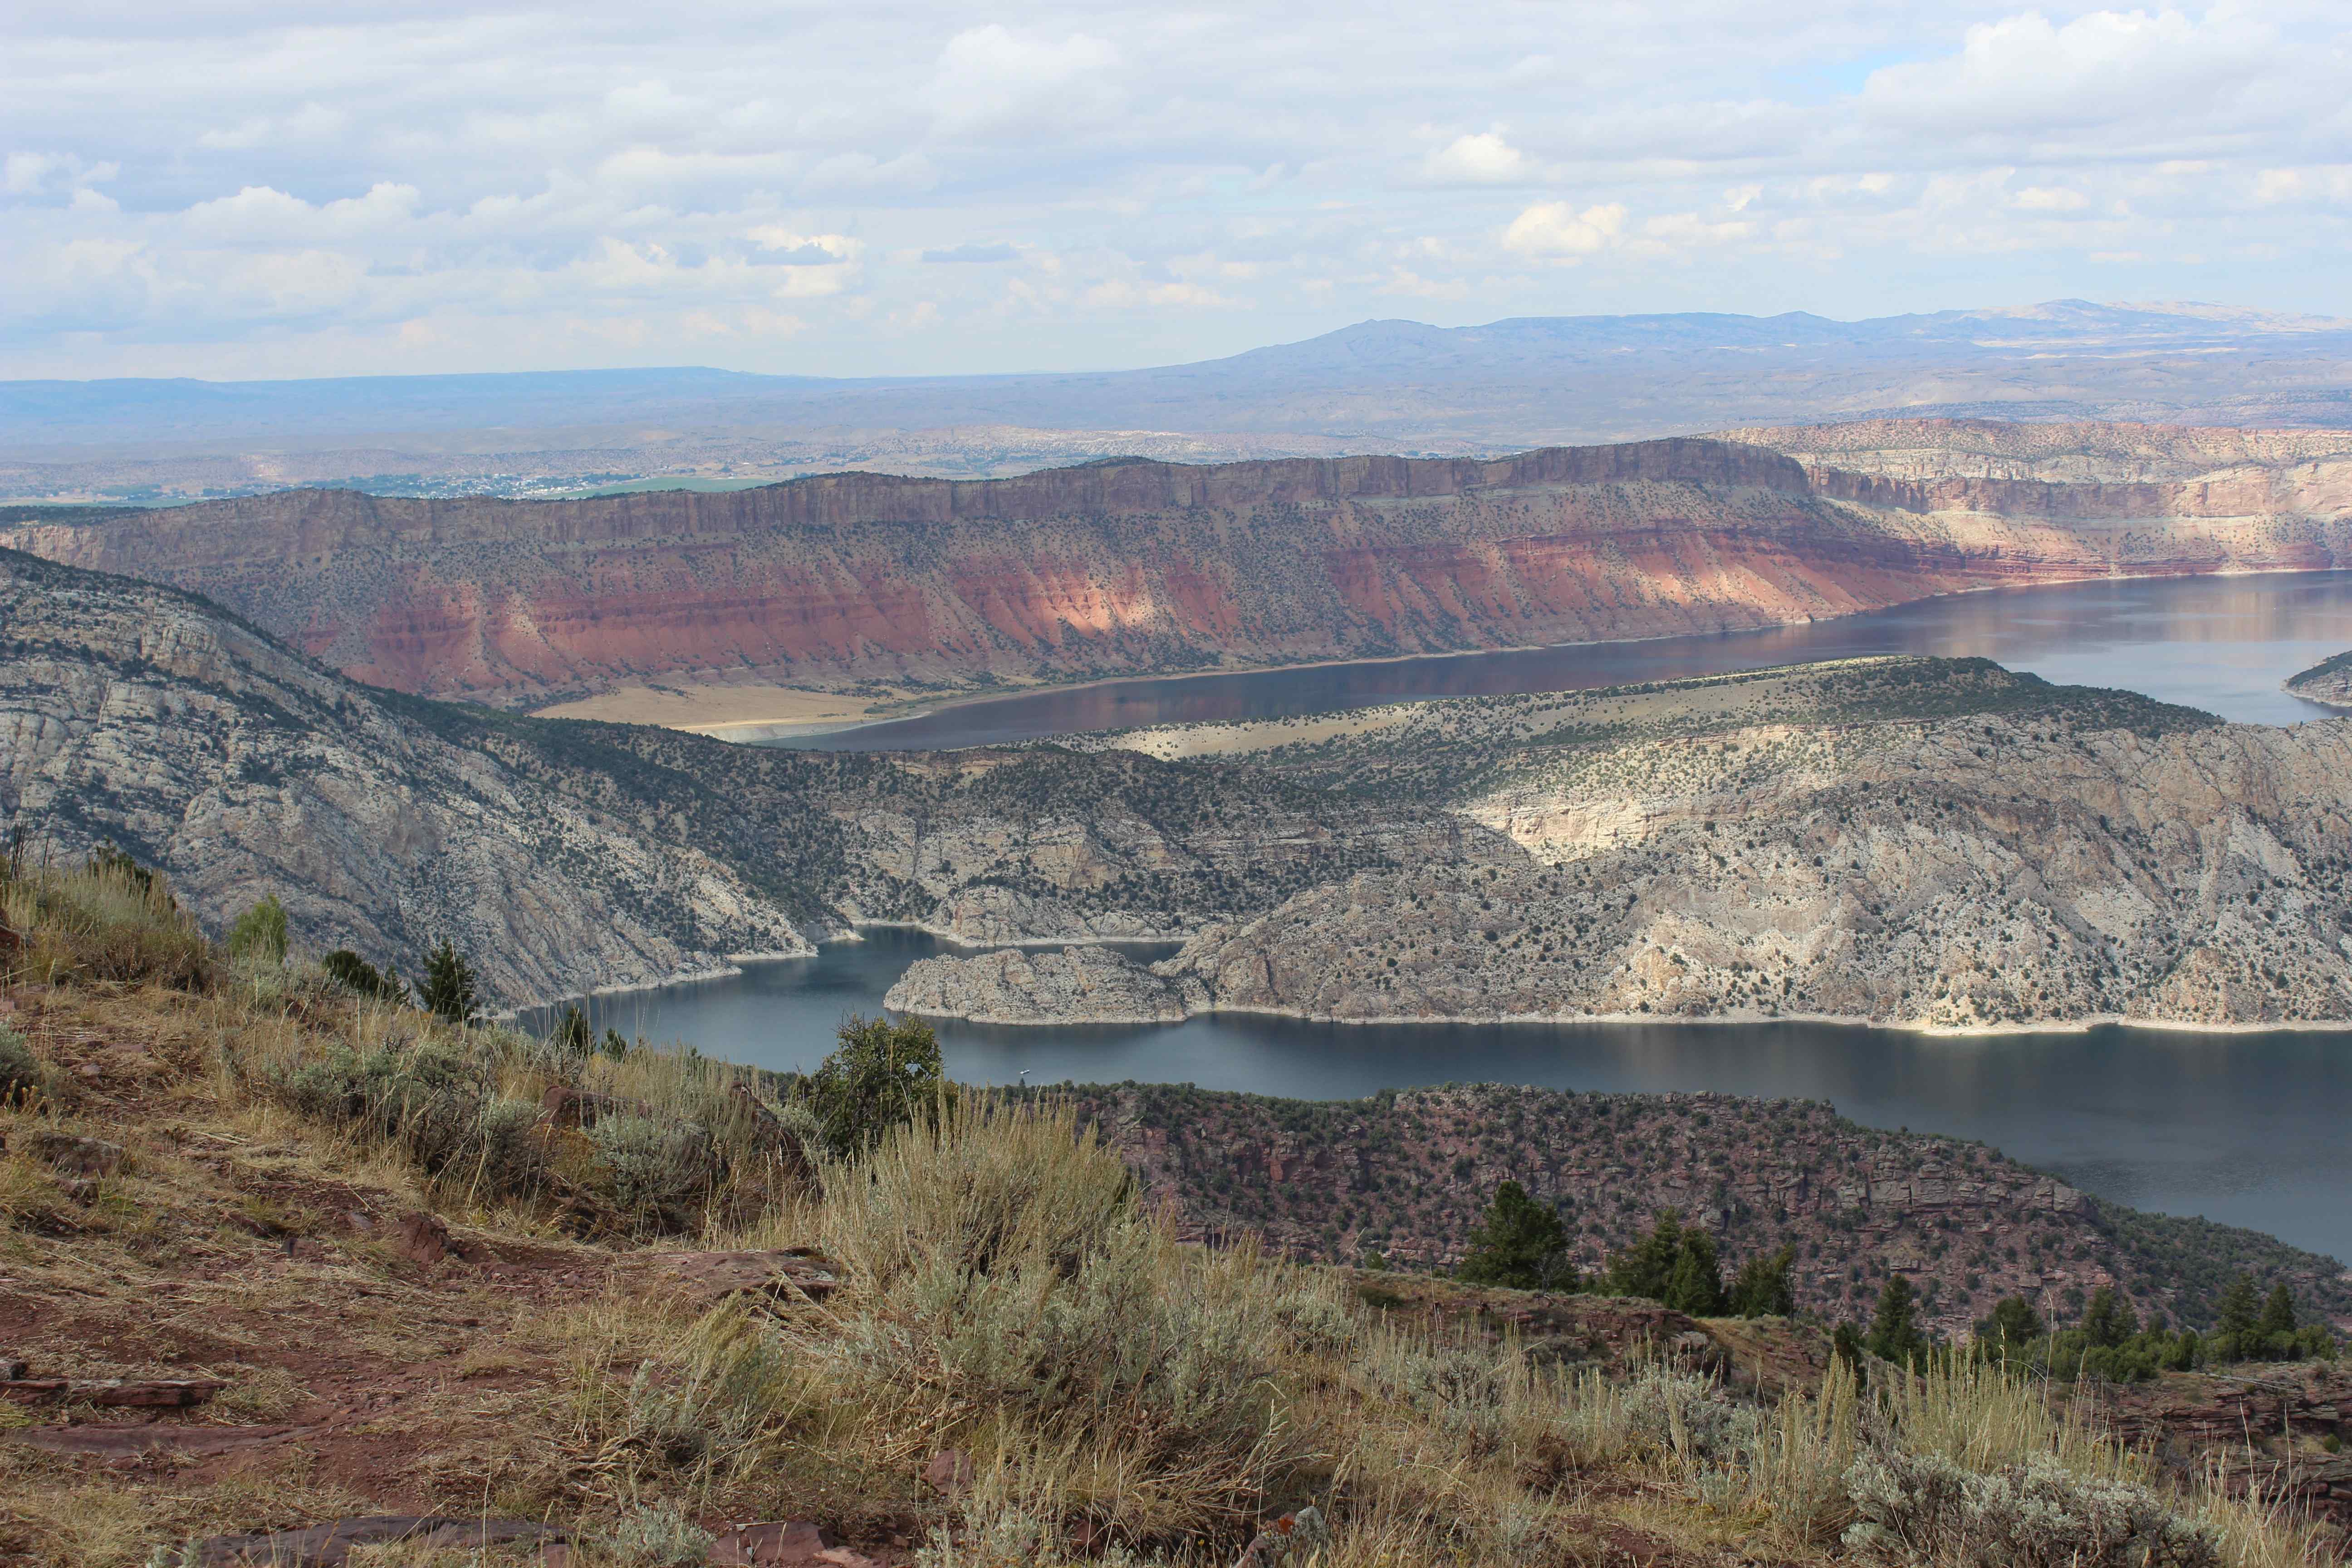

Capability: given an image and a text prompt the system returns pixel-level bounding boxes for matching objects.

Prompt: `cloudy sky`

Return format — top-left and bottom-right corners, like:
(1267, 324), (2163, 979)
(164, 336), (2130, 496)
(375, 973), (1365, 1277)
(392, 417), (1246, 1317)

(5, 1), (2347, 381)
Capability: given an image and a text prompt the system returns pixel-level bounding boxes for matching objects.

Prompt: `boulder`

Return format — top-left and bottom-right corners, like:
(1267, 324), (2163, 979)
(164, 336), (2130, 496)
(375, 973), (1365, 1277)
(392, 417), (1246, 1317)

(184, 1517), (565, 1566)
(650, 1248), (838, 1308)
(391, 1210), (452, 1266)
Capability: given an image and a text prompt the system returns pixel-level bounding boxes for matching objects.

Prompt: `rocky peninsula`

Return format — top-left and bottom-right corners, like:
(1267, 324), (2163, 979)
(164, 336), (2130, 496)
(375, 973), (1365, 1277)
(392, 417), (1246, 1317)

(2287, 648), (2352, 710)
(890, 661), (2352, 1032)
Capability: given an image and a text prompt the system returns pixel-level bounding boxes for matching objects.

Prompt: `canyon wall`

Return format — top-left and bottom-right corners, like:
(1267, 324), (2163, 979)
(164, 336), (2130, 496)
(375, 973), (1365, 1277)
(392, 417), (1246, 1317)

(10, 428), (2352, 705)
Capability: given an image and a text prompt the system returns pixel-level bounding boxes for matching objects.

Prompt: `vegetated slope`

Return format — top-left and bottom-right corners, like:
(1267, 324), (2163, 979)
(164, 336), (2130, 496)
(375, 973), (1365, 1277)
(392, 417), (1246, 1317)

(2286, 648), (2352, 710)
(0, 549), (1490, 1003)
(1061, 1081), (2352, 1342)
(891, 660), (2352, 1030)
(1728, 418), (2352, 484)
(7, 432), (2352, 705)
(7, 947), (2347, 1568)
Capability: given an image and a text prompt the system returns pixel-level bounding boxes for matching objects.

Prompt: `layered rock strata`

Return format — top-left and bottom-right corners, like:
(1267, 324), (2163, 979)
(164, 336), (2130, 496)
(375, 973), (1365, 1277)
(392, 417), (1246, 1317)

(9, 429), (2352, 706)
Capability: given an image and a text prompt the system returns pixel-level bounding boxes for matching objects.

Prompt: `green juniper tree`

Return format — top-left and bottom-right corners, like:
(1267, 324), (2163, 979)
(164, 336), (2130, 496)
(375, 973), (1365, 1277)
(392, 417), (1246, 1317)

(1604, 1210), (1728, 1315)
(1727, 1245), (1796, 1318)
(419, 939), (479, 1027)
(1975, 1295), (2044, 1364)
(2211, 1273), (2262, 1359)
(549, 1005), (593, 1059)
(1456, 1180), (1576, 1290)
(798, 1013), (947, 1155)
(1866, 1274), (1931, 1368)
(321, 948), (408, 1005)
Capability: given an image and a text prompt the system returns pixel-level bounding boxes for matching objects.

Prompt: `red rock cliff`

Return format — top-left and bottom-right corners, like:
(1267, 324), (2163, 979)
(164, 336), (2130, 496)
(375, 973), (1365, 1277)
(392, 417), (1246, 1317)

(8, 435), (2350, 703)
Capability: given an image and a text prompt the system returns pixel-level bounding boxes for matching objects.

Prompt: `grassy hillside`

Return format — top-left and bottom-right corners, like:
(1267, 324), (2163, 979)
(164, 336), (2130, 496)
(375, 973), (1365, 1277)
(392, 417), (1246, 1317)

(1, 847), (2346, 1566)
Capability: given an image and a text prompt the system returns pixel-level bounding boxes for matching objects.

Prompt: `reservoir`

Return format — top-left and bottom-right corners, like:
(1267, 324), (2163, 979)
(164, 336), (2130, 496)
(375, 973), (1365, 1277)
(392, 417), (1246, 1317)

(595, 571), (2352, 1261)
(534, 930), (2352, 1263)
(773, 567), (2352, 747)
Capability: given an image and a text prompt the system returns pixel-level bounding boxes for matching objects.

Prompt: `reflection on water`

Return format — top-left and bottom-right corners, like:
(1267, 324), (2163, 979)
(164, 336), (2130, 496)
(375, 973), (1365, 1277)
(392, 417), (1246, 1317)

(772, 570), (2352, 751)
(527, 930), (2352, 1264)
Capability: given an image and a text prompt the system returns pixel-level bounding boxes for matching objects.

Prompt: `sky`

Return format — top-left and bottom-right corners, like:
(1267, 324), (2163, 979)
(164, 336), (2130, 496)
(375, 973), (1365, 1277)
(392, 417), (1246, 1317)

(5, 1), (2350, 381)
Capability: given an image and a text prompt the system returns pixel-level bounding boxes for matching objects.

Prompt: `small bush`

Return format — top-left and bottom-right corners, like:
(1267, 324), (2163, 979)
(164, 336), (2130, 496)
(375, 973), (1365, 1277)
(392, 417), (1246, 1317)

(226, 894), (289, 965)
(590, 1113), (720, 1232)
(321, 948), (407, 1004)
(0, 1026), (39, 1102)
(1842, 1449), (2220, 1568)
(1, 848), (207, 989)
(797, 1012), (947, 1154)
(598, 1502), (716, 1567)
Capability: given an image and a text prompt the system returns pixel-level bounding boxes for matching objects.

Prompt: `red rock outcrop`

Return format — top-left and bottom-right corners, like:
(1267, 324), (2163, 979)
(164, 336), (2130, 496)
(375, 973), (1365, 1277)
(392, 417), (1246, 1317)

(9, 433), (2351, 705)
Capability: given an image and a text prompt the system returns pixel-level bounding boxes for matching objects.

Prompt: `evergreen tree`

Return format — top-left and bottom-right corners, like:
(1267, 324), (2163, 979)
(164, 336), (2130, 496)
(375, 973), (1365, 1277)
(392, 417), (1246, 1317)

(2258, 1284), (2298, 1342)
(1605, 1210), (1687, 1301)
(1977, 1295), (2043, 1362)
(1728, 1246), (1797, 1318)
(1831, 1322), (1869, 1390)
(549, 1005), (593, 1058)
(322, 948), (407, 1005)
(1866, 1275), (1930, 1367)
(2082, 1287), (2139, 1349)
(2212, 1273), (2261, 1357)
(599, 1027), (632, 1061)
(1457, 1180), (1576, 1290)
(798, 1013), (947, 1154)
(419, 939), (479, 1027)
(1663, 1227), (1727, 1315)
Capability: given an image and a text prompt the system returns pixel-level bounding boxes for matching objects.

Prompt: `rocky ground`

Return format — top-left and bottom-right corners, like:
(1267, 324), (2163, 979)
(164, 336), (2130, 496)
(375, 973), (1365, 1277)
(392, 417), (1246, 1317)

(5, 975), (2351, 1567)
(1052, 1081), (2352, 1343)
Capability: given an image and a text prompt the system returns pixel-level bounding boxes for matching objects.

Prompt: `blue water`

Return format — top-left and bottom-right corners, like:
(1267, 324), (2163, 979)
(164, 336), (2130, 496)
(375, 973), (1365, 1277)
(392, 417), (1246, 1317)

(529, 931), (2352, 1264)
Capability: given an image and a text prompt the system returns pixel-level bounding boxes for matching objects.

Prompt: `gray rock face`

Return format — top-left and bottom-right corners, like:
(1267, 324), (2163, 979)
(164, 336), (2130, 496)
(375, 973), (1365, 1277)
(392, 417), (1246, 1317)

(886, 945), (1206, 1024)
(0, 551), (1488, 1004)
(904, 662), (2352, 1031)
(0, 552), (813, 1005)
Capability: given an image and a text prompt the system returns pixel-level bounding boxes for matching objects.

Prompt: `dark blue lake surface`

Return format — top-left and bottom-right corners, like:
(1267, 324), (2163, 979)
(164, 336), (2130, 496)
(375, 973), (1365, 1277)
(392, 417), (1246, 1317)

(771, 568), (2352, 748)
(532, 931), (2352, 1264)
(663, 573), (2352, 1259)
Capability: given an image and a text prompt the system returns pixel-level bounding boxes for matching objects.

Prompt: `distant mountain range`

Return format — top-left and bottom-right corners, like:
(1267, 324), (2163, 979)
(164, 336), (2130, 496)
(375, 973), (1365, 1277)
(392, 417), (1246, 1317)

(8, 301), (2352, 501)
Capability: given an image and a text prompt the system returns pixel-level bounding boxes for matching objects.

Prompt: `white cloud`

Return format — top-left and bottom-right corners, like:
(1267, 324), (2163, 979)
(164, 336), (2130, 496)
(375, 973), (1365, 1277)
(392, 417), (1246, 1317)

(2014, 186), (2087, 211)
(0, 0), (2345, 378)
(930, 24), (1122, 137)
(1501, 201), (1627, 259)
(1423, 132), (1530, 185)
(1862, 9), (2276, 136)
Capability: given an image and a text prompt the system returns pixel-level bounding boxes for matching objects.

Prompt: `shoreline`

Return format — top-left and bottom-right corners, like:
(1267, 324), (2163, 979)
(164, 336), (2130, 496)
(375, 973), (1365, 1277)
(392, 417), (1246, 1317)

(890, 995), (2352, 1039)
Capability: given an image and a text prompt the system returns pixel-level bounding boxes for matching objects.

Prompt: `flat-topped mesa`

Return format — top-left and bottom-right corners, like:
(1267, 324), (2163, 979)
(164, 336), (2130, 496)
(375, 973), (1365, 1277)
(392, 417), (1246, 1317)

(8, 426), (2351, 705)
